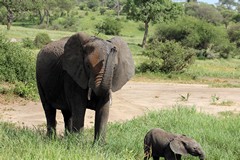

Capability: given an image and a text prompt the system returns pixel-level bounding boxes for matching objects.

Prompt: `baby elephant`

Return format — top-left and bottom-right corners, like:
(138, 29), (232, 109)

(144, 128), (205, 160)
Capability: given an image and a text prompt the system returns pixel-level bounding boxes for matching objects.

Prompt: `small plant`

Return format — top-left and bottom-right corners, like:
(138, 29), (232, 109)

(13, 82), (38, 100)
(218, 100), (235, 106)
(179, 93), (190, 101)
(211, 94), (220, 105)
(34, 33), (51, 49)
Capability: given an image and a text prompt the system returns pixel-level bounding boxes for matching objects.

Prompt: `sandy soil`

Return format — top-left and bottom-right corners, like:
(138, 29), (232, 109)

(0, 82), (239, 133)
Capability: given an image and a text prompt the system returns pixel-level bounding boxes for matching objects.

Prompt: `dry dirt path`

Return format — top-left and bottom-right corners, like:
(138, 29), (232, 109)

(0, 82), (239, 133)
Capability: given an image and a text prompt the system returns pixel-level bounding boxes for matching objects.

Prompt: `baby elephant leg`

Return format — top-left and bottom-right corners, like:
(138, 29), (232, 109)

(144, 144), (152, 160)
(164, 147), (182, 160)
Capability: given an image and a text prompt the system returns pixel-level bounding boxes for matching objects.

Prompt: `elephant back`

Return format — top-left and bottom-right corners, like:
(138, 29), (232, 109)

(36, 38), (68, 102)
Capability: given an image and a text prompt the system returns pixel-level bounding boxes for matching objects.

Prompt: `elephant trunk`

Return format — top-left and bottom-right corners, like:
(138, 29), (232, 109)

(199, 152), (205, 160)
(100, 49), (116, 93)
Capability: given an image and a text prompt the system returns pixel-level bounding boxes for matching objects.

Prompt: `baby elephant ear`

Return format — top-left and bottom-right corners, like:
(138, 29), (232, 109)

(108, 37), (135, 92)
(170, 138), (188, 155)
(62, 32), (91, 89)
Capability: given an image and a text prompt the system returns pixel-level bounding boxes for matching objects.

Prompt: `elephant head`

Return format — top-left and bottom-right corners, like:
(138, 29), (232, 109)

(170, 135), (205, 160)
(61, 32), (135, 97)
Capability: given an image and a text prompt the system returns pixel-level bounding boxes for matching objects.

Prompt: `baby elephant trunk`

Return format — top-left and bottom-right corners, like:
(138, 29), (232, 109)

(199, 153), (205, 160)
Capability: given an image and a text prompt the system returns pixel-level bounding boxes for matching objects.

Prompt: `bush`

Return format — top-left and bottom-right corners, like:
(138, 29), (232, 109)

(96, 17), (122, 35)
(0, 34), (36, 83)
(139, 40), (195, 73)
(34, 33), (51, 49)
(13, 82), (38, 99)
(100, 8), (106, 15)
(22, 37), (35, 49)
(153, 16), (236, 58)
(0, 34), (37, 99)
(87, 0), (99, 9)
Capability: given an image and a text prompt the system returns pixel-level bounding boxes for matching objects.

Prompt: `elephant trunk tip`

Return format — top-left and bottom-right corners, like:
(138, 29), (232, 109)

(199, 153), (205, 160)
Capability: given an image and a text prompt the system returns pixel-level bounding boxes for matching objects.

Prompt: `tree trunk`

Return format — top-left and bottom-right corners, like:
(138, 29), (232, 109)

(45, 9), (50, 27)
(38, 10), (45, 25)
(6, 9), (13, 30)
(142, 20), (149, 48)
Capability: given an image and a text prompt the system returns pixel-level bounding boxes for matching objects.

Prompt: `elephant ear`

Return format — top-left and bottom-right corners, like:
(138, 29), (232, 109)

(61, 32), (91, 89)
(108, 37), (135, 92)
(170, 137), (188, 155)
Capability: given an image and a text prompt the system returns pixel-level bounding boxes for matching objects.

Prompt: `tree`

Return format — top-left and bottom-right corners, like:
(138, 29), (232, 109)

(185, 2), (223, 25)
(125, 0), (183, 47)
(219, 0), (236, 10)
(217, 6), (236, 28)
(0, 0), (33, 30)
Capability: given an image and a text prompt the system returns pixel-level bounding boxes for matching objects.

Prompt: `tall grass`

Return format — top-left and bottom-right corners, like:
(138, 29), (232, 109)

(1, 107), (239, 159)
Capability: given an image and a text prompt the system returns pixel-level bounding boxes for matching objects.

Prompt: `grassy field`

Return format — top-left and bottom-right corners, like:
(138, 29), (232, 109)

(0, 107), (239, 159)
(1, 24), (240, 86)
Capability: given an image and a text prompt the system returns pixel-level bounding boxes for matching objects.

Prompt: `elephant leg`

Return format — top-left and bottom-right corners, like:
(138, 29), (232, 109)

(144, 144), (151, 160)
(94, 97), (110, 143)
(64, 74), (87, 133)
(61, 110), (72, 133)
(164, 147), (178, 160)
(153, 156), (159, 160)
(71, 107), (86, 132)
(43, 105), (57, 136)
(176, 154), (181, 160)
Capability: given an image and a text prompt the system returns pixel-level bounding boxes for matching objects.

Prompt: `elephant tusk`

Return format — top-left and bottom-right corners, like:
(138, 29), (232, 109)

(88, 88), (92, 100)
(109, 92), (112, 106)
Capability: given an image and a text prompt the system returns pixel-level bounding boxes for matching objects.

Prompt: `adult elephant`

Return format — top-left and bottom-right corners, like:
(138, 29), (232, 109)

(36, 32), (134, 142)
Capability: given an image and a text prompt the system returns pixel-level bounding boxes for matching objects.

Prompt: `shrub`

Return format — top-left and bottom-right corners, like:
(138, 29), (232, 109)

(87, 0), (99, 9)
(139, 40), (195, 73)
(96, 17), (122, 35)
(153, 16), (236, 58)
(13, 82), (38, 99)
(0, 34), (37, 100)
(34, 33), (51, 49)
(100, 8), (106, 15)
(22, 37), (35, 49)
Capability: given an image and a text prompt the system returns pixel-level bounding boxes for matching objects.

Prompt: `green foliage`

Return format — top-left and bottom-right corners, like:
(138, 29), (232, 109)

(125, 0), (182, 23)
(96, 17), (122, 35)
(55, 17), (78, 31)
(34, 32), (52, 49)
(100, 7), (106, 15)
(140, 40), (195, 73)
(0, 107), (239, 159)
(13, 82), (38, 99)
(0, 34), (37, 100)
(22, 37), (35, 49)
(154, 16), (236, 58)
(185, 2), (223, 25)
(227, 23), (240, 47)
(0, 34), (36, 83)
(217, 6), (235, 27)
(87, 0), (100, 9)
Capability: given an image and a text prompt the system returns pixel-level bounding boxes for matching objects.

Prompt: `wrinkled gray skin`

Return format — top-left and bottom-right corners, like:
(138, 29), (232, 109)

(36, 32), (134, 143)
(144, 128), (205, 160)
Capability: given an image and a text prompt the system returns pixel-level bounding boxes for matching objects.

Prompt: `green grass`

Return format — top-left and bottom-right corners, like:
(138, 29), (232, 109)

(0, 107), (239, 159)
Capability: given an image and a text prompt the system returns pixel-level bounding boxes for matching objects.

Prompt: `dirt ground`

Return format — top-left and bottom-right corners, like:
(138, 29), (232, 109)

(0, 81), (239, 133)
